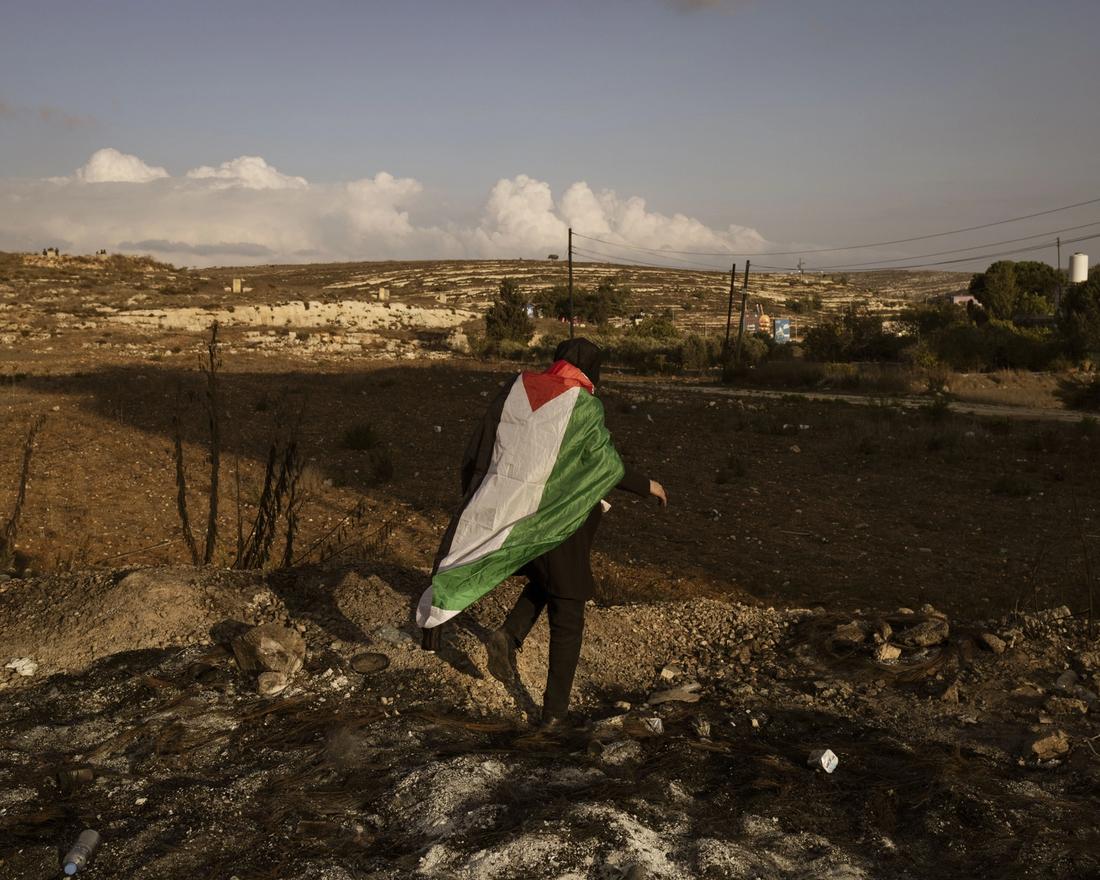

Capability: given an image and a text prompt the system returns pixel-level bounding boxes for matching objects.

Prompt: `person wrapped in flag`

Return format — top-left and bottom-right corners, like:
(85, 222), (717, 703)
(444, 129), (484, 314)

(417, 338), (667, 730)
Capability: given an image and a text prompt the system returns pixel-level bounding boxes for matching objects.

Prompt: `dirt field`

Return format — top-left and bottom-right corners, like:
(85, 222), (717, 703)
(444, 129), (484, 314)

(2, 254), (1099, 878)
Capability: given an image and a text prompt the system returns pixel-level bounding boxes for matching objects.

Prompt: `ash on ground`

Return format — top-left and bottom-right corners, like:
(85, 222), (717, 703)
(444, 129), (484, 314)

(1, 567), (1098, 879)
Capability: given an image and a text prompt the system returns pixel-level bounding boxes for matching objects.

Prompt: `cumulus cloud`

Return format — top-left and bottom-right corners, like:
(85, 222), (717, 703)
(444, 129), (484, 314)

(185, 155), (308, 190)
(0, 148), (773, 267)
(73, 147), (169, 183)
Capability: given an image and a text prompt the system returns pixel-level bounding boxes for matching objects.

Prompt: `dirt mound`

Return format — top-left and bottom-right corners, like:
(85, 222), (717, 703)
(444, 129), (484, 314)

(0, 567), (270, 676)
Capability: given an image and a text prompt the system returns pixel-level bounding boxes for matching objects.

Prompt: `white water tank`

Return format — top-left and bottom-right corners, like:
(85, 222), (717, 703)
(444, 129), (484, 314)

(1070, 252), (1089, 283)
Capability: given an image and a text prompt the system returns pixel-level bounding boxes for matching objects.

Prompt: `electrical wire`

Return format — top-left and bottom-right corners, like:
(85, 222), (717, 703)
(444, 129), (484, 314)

(807, 219), (1100, 271)
(826, 231), (1100, 272)
(572, 194), (1100, 258)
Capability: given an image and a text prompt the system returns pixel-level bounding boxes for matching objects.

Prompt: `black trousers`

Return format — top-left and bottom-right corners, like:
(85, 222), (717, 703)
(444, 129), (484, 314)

(501, 578), (586, 719)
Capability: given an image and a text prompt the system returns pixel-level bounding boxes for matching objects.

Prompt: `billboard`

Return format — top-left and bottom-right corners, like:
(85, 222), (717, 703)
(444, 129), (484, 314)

(773, 318), (791, 344)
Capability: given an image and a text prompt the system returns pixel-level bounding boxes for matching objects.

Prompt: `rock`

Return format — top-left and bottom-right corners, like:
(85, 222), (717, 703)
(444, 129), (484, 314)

(1054, 670), (1079, 690)
(613, 700), (632, 712)
(374, 625), (415, 646)
(350, 652), (390, 675)
(258, 671), (288, 696)
(977, 633), (1006, 655)
(833, 621), (868, 646)
(898, 618), (949, 647)
(1030, 730), (1070, 761)
(874, 644), (902, 664)
(873, 620), (893, 643)
(232, 624), (306, 675)
(5, 657), (38, 677)
(647, 681), (702, 706)
(807, 748), (839, 773)
(659, 663), (684, 681)
(1043, 696), (1088, 716)
(941, 682), (960, 704)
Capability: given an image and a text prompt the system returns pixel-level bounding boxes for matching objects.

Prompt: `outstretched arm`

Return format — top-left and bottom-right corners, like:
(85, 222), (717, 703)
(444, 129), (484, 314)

(615, 465), (667, 506)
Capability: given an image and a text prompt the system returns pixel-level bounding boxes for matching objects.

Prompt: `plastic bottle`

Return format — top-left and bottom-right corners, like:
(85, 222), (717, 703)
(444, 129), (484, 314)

(62, 829), (100, 876)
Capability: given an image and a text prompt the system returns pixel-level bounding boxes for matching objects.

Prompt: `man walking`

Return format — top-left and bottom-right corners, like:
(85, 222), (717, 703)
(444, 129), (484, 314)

(417, 338), (666, 730)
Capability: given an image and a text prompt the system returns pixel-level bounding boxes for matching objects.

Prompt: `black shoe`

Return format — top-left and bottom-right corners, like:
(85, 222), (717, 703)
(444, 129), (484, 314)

(486, 629), (518, 685)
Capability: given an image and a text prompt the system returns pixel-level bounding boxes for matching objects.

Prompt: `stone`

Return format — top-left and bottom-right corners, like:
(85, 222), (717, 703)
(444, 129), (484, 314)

(5, 657), (38, 677)
(232, 623), (306, 675)
(1043, 696), (1088, 716)
(833, 621), (868, 646)
(875, 644), (902, 664)
(898, 618), (949, 647)
(647, 681), (702, 706)
(1030, 729), (1070, 761)
(258, 671), (288, 696)
(941, 682), (960, 704)
(977, 633), (1006, 654)
(659, 663), (684, 681)
(807, 748), (839, 773)
(1054, 670), (1079, 690)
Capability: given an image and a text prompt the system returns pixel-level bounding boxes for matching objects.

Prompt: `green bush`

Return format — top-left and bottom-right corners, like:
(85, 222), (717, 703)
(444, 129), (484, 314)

(485, 277), (533, 343)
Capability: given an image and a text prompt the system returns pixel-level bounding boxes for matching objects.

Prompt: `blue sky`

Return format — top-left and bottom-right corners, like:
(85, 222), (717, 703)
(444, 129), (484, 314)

(2, 0), (1099, 268)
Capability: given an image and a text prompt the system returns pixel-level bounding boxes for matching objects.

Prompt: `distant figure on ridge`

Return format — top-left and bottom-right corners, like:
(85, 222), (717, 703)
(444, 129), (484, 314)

(416, 338), (667, 731)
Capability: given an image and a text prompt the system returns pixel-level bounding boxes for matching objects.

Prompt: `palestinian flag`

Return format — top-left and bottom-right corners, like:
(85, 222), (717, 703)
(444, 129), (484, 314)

(416, 361), (624, 628)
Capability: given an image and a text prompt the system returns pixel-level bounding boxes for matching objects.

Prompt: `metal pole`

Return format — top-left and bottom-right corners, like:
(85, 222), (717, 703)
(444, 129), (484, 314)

(568, 227), (574, 338)
(735, 260), (750, 363)
(722, 263), (737, 358)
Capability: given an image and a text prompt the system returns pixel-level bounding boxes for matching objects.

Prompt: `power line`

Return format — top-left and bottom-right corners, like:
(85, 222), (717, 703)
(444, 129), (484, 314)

(573, 194), (1100, 258)
(820, 231), (1100, 272)
(573, 243), (797, 273)
(807, 219), (1100, 271)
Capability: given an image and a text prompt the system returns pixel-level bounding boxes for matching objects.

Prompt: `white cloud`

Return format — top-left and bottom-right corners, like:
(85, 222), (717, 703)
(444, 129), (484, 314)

(1, 148), (774, 267)
(73, 147), (169, 183)
(185, 155), (308, 190)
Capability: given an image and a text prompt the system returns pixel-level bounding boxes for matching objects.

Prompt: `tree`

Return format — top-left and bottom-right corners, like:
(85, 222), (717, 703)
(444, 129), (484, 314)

(484, 278), (533, 343)
(1059, 275), (1100, 360)
(969, 261), (1019, 319)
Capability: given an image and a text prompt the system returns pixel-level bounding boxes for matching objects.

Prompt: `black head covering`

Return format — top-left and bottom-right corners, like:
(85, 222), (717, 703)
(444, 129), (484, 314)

(553, 337), (602, 387)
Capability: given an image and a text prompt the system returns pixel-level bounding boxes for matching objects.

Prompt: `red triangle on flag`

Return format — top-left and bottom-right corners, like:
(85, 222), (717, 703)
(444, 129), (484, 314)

(521, 372), (573, 412)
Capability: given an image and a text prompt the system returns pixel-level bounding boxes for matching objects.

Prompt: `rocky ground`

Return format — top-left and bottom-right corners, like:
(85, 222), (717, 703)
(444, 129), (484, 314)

(1, 566), (1098, 879)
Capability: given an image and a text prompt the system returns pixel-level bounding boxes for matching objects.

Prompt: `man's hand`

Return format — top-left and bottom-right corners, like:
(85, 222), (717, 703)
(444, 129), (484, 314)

(649, 480), (668, 507)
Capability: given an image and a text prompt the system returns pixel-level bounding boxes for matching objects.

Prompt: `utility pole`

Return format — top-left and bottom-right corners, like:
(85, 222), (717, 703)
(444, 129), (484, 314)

(568, 227), (574, 338)
(734, 260), (751, 364)
(722, 263), (737, 358)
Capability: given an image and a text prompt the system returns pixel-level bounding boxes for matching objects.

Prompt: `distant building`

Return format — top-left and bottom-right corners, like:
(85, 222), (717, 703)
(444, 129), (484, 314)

(946, 292), (977, 307)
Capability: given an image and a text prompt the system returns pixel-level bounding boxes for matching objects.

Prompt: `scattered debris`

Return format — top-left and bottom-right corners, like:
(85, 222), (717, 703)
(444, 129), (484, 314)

(62, 829), (101, 876)
(231, 623), (306, 676)
(898, 617), (950, 647)
(1030, 730), (1071, 761)
(350, 651), (391, 674)
(5, 657), (37, 677)
(646, 681), (701, 705)
(807, 749), (839, 773)
(257, 670), (289, 696)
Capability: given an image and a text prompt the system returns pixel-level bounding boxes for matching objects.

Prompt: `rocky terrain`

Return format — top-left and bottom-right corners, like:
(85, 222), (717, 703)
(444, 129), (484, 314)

(1, 566), (1098, 879)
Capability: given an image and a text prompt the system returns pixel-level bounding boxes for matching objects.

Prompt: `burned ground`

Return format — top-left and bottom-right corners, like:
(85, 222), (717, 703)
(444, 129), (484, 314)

(2, 255), (1099, 878)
